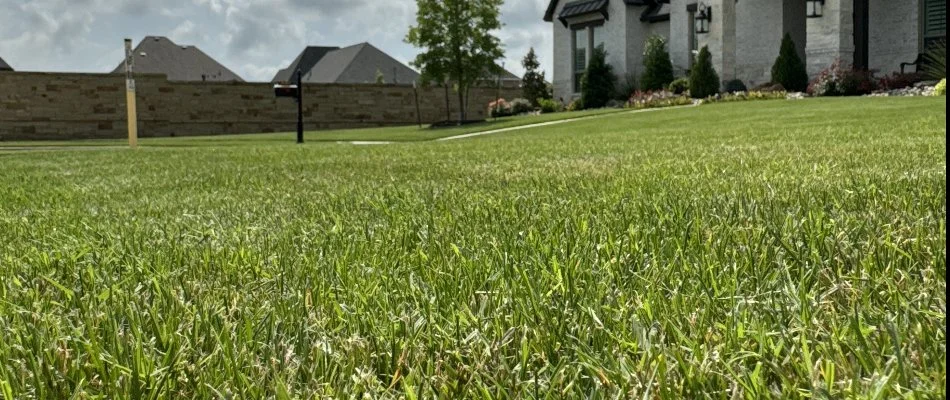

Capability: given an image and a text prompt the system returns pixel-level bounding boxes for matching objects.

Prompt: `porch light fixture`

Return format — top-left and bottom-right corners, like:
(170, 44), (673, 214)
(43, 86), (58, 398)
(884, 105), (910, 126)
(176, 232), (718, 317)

(807, 0), (824, 18)
(695, 3), (711, 34)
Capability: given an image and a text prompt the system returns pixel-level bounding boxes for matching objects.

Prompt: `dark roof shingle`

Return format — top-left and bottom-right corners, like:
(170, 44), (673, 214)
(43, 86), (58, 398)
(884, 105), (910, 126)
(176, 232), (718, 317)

(302, 43), (420, 84)
(271, 46), (339, 83)
(111, 36), (243, 82)
(0, 56), (12, 72)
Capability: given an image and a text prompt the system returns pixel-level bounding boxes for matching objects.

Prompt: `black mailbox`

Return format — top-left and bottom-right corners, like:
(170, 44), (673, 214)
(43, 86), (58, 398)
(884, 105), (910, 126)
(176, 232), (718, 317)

(274, 83), (299, 98)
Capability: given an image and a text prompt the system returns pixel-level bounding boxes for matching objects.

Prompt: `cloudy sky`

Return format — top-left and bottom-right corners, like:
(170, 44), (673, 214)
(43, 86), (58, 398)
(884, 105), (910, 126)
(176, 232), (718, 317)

(0, 0), (554, 82)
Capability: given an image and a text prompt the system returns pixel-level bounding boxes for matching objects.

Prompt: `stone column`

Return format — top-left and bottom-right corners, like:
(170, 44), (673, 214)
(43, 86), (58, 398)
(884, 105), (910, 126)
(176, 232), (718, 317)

(669, 0), (693, 76)
(699, 0), (737, 84)
(806, 0), (854, 75)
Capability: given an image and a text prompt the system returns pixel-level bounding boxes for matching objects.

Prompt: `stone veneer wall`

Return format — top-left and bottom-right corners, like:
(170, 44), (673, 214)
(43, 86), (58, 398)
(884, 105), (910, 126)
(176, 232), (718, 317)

(0, 72), (522, 141)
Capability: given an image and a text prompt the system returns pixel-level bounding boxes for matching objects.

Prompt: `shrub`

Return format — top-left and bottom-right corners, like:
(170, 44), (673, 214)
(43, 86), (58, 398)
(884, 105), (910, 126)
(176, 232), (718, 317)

(808, 61), (877, 96)
(689, 46), (720, 99)
(922, 39), (946, 80)
(488, 98), (512, 118)
(509, 98), (534, 114)
(668, 78), (690, 95)
(704, 90), (788, 103)
(617, 73), (639, 101)
(641, 35), (675, 91)
(566, 98), (584, 112)
(538, 98), (562, 113)
(838, 69), (878, 96)
(521, 48), (551, 106)
(724, 79), (747, 93)
(878, 72), (927, 90)
(626, 90), (693, 109)
(581, 47), (617, 109)
(771, 33), (809, 92)
(936, 79), (947, 96)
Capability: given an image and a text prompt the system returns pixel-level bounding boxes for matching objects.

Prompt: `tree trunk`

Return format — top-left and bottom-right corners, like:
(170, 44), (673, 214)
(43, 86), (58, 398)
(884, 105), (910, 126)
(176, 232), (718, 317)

(457, 86), (465, 124)
(444, 83), (451, 122)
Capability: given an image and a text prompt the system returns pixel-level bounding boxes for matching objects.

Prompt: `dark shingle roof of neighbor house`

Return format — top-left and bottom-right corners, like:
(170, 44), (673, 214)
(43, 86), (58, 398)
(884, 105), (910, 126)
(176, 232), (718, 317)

(300, 42), (420, 84)
(111, 36), (243, 82)
(544, 0), (670, 23)
(271, 46), (340, 83)
(0, 56), (12, 71)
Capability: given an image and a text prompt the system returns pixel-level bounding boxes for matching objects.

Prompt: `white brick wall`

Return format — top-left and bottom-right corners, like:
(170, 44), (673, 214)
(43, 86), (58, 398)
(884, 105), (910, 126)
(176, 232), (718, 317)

(807, 0), (855, 75)
(868, 0), (919, 75)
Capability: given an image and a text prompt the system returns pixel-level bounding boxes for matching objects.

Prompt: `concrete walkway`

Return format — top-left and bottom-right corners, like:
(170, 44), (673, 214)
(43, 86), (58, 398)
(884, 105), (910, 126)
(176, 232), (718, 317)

(349, 103), (698, 145)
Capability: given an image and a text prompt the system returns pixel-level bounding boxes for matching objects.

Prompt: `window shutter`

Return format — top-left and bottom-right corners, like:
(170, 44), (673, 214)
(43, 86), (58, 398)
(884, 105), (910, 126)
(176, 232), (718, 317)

(924, 0), (946, 39)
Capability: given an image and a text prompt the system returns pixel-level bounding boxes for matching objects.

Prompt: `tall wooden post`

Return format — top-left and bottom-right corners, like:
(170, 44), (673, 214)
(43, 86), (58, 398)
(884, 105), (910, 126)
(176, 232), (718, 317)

(124, 39), (138, 148)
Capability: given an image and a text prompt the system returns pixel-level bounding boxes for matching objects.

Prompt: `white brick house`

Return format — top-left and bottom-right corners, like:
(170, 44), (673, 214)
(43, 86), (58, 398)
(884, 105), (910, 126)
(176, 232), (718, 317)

(545, 0), (946, 100)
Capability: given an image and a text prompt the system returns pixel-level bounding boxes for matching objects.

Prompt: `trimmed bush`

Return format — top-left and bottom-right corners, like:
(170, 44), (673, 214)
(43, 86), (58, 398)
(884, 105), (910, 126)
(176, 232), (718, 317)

(509, 98), (534, 114)
(626, 90), (693, 109)
(581, 47), (617, 109)
(771, 33), (809, 92)
(878, 72), (927, 90)
(641, 35), (675, 91)
(689, 46), (720, 99)
(724, 79), (747, 93)
(838, 69), (878, 96)
(538, 98), (562, 113)
(566, 98), (584, 112)
(935, 79), (947, 96)
(808, 61), (877, 96)
(668, 78), (690, 95)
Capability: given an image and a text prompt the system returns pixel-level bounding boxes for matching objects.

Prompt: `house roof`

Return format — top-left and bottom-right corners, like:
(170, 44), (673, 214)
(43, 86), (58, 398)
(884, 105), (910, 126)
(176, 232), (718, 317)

(301, 42), (420, 84)
(559, 0), (610, 23)
(111, 36), (243, 82)
(0, 56), (12, 71)
(271, 46), (340, 83)
(544, 0), (670, 23)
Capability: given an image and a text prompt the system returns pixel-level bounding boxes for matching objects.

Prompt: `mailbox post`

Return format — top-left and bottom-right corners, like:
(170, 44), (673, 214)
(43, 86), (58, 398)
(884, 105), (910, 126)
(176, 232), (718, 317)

(274, 69), (304, 144)
(124, 38), (138, 148)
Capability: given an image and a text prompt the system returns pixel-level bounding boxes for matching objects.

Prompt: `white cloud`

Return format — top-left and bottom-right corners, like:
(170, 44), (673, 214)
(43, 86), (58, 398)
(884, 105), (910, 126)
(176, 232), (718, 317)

(0, 0), (554, 81)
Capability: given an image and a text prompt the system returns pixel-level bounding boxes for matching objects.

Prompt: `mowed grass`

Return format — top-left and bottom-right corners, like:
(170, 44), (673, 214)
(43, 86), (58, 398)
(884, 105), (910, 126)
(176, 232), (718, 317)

(0, 107), (627, 148)
(0, 97), (945, 398)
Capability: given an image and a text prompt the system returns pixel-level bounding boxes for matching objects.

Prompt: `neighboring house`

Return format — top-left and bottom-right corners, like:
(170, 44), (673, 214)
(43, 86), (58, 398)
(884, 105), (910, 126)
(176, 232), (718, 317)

(546, 0), (946, 100)
(111, 36), (243, 82)
(273, 43), (419, 84)
(0, 56), (13, 72)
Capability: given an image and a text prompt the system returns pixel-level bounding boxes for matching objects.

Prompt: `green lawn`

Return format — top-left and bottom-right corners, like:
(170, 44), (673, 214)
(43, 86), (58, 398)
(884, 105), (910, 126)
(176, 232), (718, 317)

(0, 97), (945, 398)
(0, 107), (626, 148)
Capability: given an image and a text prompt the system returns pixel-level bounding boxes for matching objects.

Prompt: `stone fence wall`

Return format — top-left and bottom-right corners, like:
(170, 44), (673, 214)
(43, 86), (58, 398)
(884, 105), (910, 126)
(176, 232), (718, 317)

(0, 72), (523, 140)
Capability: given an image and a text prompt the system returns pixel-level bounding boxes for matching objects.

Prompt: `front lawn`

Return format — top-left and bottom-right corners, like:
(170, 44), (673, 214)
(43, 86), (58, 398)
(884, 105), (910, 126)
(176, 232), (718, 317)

(0, 97), (944, 398)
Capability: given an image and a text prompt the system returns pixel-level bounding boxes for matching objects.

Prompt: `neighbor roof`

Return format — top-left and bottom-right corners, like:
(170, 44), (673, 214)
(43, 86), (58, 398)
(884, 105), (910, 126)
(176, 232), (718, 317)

(544, 0), (670, 23)
(271, 46), (340, 83)
(111, 36), (243, 82)
(301, 42), (420, 84)
(0, 56), (12, 71)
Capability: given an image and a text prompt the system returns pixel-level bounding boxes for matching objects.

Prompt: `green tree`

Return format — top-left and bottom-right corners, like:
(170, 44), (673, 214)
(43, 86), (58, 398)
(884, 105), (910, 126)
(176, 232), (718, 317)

(641, 34), (675, 91)
(581, 47), (617, 109)
(406, 0), (505, 123)
(689, 46), (720, 98)
(521, 47), (550, 106)
(771, 33), (809, 92)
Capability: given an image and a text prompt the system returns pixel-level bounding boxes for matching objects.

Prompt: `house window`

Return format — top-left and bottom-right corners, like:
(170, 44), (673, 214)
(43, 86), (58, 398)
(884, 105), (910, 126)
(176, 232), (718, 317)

(923, 0), (946, 49)
(573, 27), (588, 93)
(571, 22), (606, 93)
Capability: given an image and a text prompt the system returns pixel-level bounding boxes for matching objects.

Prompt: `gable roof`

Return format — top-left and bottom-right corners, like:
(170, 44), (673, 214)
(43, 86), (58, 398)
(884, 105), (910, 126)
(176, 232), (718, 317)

(111, 36), (243, 82)
(0, 56), (12, 71)
(544, 0), (670, 23)
(302, 42), (420, 84)
(271, 46), (339, 83)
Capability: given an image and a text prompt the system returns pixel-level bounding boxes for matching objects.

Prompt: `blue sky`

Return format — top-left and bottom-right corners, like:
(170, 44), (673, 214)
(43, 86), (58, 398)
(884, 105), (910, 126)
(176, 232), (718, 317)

(0, 0), (554, 82)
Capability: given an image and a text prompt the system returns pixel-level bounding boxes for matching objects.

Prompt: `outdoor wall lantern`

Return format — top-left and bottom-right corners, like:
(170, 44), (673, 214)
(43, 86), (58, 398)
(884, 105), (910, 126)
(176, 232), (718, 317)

(695, 3), (711, 34)
(806, 0), (825, 18)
